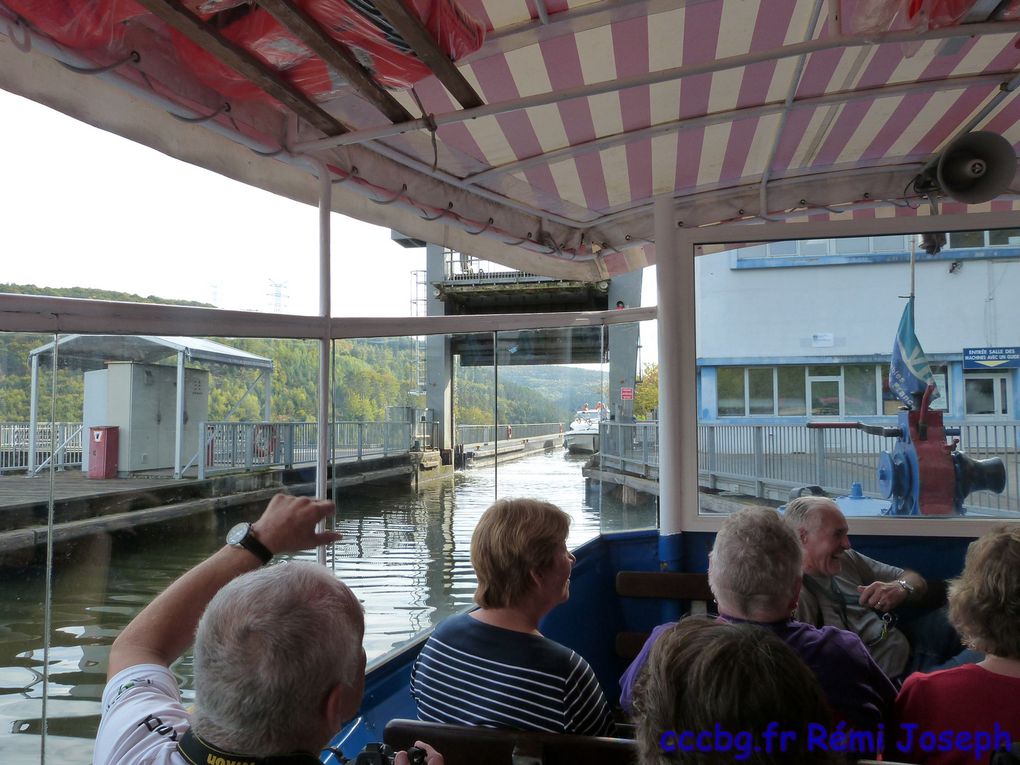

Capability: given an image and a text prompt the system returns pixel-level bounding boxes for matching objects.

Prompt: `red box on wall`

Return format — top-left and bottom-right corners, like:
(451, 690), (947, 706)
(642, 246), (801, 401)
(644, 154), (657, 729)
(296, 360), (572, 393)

(88, 426), (119, 479)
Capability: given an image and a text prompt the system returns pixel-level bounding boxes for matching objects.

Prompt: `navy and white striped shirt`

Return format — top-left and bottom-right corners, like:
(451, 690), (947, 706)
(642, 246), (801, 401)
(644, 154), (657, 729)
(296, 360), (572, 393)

(410, 613), (614, 736)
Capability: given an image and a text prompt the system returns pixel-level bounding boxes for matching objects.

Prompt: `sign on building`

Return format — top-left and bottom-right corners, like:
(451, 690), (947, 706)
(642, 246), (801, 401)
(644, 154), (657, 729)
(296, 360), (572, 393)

(620, 387), (634, 400)
(963, 347), (1020, 369)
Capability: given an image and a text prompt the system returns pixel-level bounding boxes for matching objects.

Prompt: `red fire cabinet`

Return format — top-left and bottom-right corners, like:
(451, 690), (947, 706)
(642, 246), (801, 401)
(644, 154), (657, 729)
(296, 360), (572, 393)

(88, 426), (119, 479)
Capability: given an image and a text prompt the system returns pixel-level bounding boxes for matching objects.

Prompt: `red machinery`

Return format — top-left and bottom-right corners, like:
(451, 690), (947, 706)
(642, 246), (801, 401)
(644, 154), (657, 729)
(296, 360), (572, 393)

(809, 384), (1005, 515)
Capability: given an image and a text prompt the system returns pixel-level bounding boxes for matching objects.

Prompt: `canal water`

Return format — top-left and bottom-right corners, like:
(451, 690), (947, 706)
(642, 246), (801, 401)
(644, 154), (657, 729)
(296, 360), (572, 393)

(0, 451), (656, 763)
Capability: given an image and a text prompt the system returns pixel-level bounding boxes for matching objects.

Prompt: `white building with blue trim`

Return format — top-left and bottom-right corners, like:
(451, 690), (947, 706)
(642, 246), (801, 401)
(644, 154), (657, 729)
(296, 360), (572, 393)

(696, 230), (1020, 424)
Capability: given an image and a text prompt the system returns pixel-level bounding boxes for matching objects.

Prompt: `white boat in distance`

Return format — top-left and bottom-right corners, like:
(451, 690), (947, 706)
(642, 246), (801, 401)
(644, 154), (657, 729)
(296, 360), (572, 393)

(563, 407), (605, 455)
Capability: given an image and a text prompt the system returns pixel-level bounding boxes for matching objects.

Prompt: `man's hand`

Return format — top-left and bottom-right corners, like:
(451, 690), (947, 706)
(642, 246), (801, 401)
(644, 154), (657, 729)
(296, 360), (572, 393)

(394, 741), (443, 765)
(109, 493), (340, 679)
(857, 581), (909, 612)
(251, 494), (341, 556)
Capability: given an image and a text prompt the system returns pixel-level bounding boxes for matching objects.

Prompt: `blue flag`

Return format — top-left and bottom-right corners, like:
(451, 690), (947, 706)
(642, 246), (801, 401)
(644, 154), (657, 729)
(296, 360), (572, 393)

(889, 297), (937, 409)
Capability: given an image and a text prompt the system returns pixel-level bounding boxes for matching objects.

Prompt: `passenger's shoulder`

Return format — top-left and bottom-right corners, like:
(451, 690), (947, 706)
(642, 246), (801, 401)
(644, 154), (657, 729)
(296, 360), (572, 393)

(794, 621), (872, 659)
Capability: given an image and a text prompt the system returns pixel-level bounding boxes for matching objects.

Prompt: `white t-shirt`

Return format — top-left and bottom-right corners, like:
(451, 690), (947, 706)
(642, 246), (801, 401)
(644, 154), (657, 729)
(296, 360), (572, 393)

(93, 664), (189, 765)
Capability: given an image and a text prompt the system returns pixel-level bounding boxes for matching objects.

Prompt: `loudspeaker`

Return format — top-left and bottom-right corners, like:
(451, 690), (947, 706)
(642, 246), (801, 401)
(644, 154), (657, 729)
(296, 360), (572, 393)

(935, 131), (1016, 204)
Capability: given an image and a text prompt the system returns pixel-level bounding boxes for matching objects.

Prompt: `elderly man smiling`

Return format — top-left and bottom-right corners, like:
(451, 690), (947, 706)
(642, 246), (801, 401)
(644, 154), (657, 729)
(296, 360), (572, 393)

(784, 495), (970, 680)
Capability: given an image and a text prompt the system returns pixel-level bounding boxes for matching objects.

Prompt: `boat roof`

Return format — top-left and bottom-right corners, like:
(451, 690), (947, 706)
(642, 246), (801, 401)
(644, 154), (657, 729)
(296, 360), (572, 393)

(29, 334), (274, 370)
(2, 1), (1019, 280)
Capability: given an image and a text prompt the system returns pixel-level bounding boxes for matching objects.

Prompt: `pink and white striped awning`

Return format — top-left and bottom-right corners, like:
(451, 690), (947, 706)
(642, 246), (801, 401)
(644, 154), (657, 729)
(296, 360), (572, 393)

(3, 0), (1020, 278)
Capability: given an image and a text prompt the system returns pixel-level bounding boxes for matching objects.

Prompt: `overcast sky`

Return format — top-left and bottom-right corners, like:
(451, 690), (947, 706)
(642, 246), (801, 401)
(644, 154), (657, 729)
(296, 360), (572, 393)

(2, 88), (658, 360)
(2, 89), (428, 316)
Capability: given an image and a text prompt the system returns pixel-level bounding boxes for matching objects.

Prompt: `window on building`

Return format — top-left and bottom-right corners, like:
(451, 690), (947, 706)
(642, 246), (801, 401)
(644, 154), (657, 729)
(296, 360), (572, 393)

(872, 235), (907, 252)
(948, 230), (985, 249)
(965, 374), (1010, 416)
(748, 368), (774, 414)
(801, 239), (829, 257)
(808, 364), (840, 376)
(777, 367), (806, 415)
(834, 237), (871, 254)
(768, 241), (797, 257)
(717, 367), (745, 416)
(988, 229), (1020, 246)
(845, 365), (878, 416)
(809, 379), (841, 416)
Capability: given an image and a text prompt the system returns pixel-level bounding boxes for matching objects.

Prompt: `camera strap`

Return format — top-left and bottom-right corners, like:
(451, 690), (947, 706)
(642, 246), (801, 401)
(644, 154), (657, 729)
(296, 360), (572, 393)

(176, 728), (324, 765)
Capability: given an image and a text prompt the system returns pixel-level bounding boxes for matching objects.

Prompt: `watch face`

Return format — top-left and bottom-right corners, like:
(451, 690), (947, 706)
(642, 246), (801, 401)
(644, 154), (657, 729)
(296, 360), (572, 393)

(226, 522), (250, 545)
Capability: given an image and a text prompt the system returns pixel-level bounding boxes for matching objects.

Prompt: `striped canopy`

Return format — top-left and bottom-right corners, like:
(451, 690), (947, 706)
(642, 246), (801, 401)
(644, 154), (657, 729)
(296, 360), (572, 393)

(2, 0), (1019, 279)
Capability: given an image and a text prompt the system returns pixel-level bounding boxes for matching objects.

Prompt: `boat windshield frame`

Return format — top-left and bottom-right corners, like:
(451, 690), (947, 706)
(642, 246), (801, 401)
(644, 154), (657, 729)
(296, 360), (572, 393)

(667, 207), (1020, 538)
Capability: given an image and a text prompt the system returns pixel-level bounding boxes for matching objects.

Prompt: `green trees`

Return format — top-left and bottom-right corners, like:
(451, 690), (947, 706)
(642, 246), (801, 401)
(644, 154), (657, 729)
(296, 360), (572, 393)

(0, 285), (604, 426)
(634, 363), (659, 419)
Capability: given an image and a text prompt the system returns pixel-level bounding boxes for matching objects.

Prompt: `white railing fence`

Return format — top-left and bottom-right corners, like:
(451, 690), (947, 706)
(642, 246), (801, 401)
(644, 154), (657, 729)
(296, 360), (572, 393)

(600, 419), (1020, 514)
(0, 422), (83, 473)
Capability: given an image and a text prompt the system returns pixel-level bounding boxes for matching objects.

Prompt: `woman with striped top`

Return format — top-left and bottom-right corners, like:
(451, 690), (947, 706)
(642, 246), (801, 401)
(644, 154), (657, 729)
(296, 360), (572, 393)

(410, 498), (614, 736)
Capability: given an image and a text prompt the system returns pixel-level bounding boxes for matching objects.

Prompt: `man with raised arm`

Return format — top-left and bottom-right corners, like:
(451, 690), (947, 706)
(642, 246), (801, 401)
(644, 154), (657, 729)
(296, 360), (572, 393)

(93, 493), (441, 765)
(619, 507), (895, 731)
(784, 495), (967, 680)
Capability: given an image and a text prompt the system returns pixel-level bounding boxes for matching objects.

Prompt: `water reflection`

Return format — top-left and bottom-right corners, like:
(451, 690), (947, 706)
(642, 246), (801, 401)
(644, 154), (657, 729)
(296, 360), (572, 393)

(0, 451), (655, 763)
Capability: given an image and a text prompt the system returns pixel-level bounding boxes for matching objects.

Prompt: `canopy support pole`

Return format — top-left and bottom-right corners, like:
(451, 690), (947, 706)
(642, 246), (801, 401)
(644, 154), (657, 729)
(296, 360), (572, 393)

(305, 157), (333, 567)
(28, 354), (39, 475)
(655, 196), (695, 571)
(174, 351), (185, 479)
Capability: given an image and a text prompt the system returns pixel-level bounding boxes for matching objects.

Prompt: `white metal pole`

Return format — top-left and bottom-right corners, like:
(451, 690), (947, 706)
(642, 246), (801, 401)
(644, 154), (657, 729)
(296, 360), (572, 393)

(305, 157), (332, 567)
(174, 351), (185, 479)
(654, 195), (696, 568)
(28, 354), (39, 475)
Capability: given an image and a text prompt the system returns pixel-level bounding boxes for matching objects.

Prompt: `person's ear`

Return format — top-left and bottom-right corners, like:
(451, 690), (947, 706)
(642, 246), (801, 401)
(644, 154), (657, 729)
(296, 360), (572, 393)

(325, 682), (350, 729)
(529, 568), (543, 588)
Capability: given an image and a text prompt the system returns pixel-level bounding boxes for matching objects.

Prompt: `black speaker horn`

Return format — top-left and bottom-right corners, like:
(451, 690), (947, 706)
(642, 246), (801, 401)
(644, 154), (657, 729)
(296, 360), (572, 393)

(935, 131), (1016, 204)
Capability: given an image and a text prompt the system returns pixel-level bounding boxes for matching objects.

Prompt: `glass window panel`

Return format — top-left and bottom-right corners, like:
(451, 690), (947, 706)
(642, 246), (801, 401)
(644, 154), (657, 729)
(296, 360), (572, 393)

(739, 244), (768, 259)
(748, 368), (775, 414)
(777, 366), (806, 415)
(930, 365), (948, 412)
(873, 235), (907, 252)
(801, 239), (829, 256)
(768, 241), (797, 257)
(810, 380), (841, 416)
(808, 365), (840, 376)
(834, 237), (871, 254)
(845, 365), (878, 416)
(717, 367), (746, 416)
(966, 378), (996, 414)
(988, 229), (1020, 246)
(948, 231), (985, 249)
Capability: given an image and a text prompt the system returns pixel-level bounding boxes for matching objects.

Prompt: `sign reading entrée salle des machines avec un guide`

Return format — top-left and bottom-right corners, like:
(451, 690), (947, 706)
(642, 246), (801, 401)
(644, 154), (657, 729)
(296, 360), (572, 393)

(963, 347), (1020, 370)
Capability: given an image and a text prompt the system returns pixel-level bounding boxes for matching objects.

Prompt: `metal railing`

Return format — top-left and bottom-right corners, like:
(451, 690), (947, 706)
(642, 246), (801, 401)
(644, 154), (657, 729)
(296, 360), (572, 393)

(457, 422), (563, 445)
(198, 420), (417, 478)
(697, 420), (1020, 514)
(598, 419), (1020, 515)
(0, 422), (83, 473)
(599, 421), (659, 478)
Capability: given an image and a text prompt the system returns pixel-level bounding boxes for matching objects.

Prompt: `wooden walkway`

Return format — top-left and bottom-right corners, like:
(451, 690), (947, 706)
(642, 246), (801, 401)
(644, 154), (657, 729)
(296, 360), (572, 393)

(0, 470), (184, 510)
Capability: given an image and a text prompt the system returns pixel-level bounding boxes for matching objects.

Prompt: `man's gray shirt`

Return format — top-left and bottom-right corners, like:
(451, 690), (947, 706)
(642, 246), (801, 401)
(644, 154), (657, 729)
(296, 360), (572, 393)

(796, 549), (911, 677)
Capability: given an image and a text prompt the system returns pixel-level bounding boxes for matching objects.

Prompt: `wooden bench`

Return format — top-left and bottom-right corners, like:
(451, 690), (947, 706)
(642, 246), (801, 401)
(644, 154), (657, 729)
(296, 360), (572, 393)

(383, 718), (637, 765)
(614, 570), (714, 660)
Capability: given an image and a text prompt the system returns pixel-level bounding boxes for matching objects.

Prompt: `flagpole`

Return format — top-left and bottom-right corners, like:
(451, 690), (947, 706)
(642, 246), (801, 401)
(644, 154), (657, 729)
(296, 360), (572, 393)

(909, 237), (916, 299)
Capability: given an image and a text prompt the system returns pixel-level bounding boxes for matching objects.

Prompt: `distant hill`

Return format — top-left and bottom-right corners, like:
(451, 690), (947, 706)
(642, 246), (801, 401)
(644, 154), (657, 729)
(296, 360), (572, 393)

(0, 284), (598, 426)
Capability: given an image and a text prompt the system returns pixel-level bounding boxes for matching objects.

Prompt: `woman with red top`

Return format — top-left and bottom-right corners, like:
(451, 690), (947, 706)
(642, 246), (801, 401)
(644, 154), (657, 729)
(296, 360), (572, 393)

(893, 526), (1020, 764)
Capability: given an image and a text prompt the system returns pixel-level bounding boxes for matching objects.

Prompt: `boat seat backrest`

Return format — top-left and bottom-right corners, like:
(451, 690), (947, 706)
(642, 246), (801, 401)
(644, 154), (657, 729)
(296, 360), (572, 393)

(614, 571), (715, 660)
(383, 718), (637, 765)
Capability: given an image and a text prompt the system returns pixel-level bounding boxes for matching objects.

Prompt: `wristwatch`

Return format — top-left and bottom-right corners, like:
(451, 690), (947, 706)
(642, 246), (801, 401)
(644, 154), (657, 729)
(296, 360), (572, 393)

(897, 579), (915, 595)
(226, 522), (273, 565)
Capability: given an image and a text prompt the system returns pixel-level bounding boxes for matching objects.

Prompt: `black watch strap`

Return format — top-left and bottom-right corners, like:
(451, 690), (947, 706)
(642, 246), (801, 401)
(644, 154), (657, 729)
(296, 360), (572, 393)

(232, 523), (273, 565)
